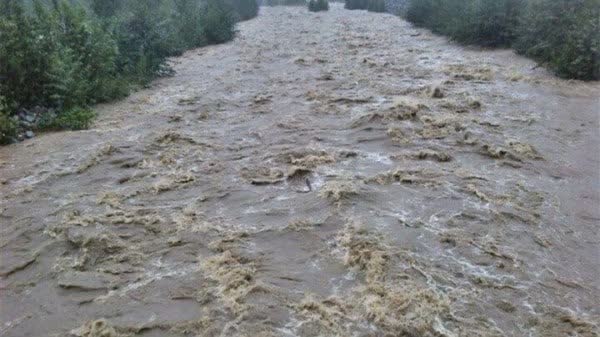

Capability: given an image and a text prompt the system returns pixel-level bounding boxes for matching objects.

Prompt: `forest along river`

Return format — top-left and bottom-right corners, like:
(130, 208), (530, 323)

(1, 4), (599, 337)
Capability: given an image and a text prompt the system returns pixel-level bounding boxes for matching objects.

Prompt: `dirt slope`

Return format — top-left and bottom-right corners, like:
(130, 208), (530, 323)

(1, 4), (599, 337)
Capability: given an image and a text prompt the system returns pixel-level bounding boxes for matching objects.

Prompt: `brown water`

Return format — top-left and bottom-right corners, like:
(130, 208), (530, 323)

(1, 4), (599, 337)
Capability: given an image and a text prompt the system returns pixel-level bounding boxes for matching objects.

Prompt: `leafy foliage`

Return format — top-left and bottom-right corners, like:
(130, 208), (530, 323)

(0, 0), (258, 137)
(173, 0), (209, 50)
(202, 0), (237, 44)
(367, 0), (386, 12)
(0, 1), (122, 110)
(90, 0), (121, 17)
(345, 0), (368, 10)
(308, 0), (329, 12)
(38, 106), (96, 130)
(264, 0), (306, 6)
(115, 1), (182, 82)
(230, 0), (260, 21)
(403, 0), (599, 79)
(0, 5), (54, 111)
(0, 96), (17, 144)
(515, 0), (599, 80)
(405, 0), (520, 46)
(404, 0), (432, 26)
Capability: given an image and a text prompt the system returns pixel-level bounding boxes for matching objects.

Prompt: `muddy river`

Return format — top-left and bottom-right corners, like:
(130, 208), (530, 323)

(1, 4), (599, 337)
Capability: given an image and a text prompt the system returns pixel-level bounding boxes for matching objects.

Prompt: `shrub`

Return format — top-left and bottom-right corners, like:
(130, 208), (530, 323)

(402, 0), (599, 80)
(308, 0), (329, 11)
(0, 0), (247, 141)
(173, 0), (209, 50)
(115, 1), (182, 82)
(0, 1), (124, 111)
(90, 0), (122, 18)
(345, 0), (368, 10)
(515, 0), (599, 80)
(0, 4), (55, 110)
(405, 0), (433, 26)
(38, 106), (96, 130)
(367, 0), (386, 12)
(45, 2), (122, 105)
(202, 0), (237, 44)
(265, 0), (306, 6)
(0, 97), (17, 144)
(230, 0), (260, 20)
(406, 0), (519, 45)
(453, 0), (521, 47)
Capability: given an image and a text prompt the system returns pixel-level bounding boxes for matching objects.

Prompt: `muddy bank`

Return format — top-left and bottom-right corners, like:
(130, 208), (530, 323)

(1, 4), (599, 337)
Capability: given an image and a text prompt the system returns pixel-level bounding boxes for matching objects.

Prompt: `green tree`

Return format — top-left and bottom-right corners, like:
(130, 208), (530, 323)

(230, 0), (260, 21)
(367, 0), (386, 12)
(0, 1), (56, 109)
(345, 0), (369, 10)
(515, 0), (599, 80)
(309, 0), (329, 11)
(90, 0), (122, 18)
(0, 0), (251, 139)
(202, 0), (236, 44)
(173, 0), (208, 50)
(0, 96), (17, 144)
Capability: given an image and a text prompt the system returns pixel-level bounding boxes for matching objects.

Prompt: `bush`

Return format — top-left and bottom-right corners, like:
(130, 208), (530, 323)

(0, 0), (253, 140)
(265, 0), (306, 6)
(308, 0), (329, 11)
(0, 1), (122, 109)
(456, 0), (521, 47)
(515, 0), (599, 80)
(173, 0), (209, 50)
(202, 0), (237, 44)
(345, 0), (368, 10)
(90, 0), (122, 18)
(0, 6), (54, 111)
(38, 107), (96, 130)
(402, 0), (599, 80)
(0, 97), (17, 144)
(406, 0), (519, 46)
(367, 0), (386, 12)
(115, 1), (183, 82)
(48, 2), (123, 105)
(405, 0), (433, 26)
(230, 0), (260, 20)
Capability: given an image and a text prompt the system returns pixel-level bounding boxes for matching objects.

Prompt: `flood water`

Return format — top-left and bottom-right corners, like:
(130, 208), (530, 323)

(1, 4), (599, 337)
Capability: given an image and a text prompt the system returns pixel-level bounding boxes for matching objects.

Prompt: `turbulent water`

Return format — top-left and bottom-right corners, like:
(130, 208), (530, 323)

(1, 4), (599, 337)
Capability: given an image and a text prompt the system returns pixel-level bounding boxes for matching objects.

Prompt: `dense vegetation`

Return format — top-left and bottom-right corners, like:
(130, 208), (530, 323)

(514, 0), (599, 80)
(231, 0), (260, 20)
(264, 0), (306, 6)
(308, 0), (330, 11)
(402, 0), (599, 80)
(345, 0), (367, 10)
(367, 0), (386, 12)
(345, 0), (386, 11)
(0, 0), (258, 144)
